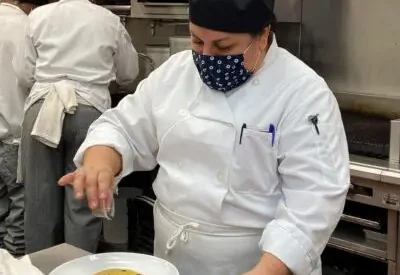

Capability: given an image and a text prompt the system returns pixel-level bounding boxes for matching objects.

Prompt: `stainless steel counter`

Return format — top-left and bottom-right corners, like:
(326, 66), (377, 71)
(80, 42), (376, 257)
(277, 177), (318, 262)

(324, 156), (400, 274)
(350, 155), (400, 185)
(30, 244), (91, 275)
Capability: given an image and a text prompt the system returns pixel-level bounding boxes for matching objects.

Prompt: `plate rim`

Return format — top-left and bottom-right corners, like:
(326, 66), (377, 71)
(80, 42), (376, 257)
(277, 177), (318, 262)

(48, 252), (179, 275)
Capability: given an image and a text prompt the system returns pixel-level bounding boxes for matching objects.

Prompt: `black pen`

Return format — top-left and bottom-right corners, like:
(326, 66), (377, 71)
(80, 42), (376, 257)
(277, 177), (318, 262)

(308, 114), (320, 135)
(239, 123), (247, 144)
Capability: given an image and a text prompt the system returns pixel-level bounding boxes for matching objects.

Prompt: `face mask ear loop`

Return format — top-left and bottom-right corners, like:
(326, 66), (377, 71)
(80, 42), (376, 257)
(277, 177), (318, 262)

(251, 49), (262, 73)
(243, 40), (254, 56)
(244, 40), (262, 74)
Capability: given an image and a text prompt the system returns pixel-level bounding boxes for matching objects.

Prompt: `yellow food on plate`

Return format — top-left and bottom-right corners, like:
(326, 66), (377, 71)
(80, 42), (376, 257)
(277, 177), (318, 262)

(94, 269), (143, 275)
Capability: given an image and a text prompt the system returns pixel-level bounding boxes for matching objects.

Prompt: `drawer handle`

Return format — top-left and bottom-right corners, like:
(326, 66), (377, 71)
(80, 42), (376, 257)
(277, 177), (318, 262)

(348, 183), (373, 197)
(341, 214), (382, 230)
(143, 3), (187, 7)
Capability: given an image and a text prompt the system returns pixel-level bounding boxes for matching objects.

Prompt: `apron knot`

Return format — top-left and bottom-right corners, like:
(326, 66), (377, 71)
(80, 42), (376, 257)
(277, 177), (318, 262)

(165, 222), (199, 255)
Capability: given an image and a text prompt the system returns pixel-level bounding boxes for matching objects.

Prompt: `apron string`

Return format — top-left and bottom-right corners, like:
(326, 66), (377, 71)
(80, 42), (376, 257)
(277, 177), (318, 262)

(165, 222), (200, 255)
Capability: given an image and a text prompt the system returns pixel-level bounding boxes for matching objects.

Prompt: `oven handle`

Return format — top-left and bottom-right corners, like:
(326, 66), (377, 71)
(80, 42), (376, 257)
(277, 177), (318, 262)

(348, 182), (373, 197)
(142, 2), (188, 7)
(341, 214), (382, 230)
(102, 5), (131, 12)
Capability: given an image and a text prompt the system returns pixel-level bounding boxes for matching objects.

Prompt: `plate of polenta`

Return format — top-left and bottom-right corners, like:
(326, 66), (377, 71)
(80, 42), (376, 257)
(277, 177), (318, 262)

(49, 253), (179, 275)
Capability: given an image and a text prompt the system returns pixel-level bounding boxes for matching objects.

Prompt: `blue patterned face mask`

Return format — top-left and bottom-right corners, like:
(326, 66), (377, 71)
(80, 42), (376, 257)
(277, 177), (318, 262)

(192, 43), (257, 92)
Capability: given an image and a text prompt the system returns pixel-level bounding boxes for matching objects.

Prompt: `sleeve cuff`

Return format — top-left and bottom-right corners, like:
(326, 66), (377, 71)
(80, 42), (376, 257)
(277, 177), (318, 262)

(260, 220), (318, 275)
(73, 127), (135, 186)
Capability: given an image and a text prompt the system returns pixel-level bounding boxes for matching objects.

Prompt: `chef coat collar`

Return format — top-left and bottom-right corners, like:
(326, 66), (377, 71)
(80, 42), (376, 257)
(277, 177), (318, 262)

(223, 35), (279, 99)
(255, 34), (279, 76)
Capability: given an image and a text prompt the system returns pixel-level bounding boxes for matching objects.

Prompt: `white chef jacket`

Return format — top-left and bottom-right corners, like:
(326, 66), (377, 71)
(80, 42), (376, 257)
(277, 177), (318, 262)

(75, 38), (350, 275)
(0, 3), (29, 144)
(14, 0), (139, 113)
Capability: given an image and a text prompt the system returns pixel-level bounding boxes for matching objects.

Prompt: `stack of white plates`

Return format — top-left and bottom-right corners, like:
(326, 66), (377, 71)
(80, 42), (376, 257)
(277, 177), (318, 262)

(49, 253), (179, 275)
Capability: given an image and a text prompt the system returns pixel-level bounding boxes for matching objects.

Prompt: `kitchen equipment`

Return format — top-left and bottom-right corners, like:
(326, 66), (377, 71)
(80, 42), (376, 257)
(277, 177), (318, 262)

(340, 109), (400, 169)
(322, 246), (384, 275)
(49, 253), (179, 275)
(131, 0), (302, 22)
(341, 111), (391, 160)
(144, 45), (170, 76)
(169, 36), (191, 55)
(334, 89), (400, 275)
(101, 5), (131, 16)
(390, 120), (400, 166)
(322, 156), (400, 275)
(131, 0), (188, 19)
(96, 0), (131, 16)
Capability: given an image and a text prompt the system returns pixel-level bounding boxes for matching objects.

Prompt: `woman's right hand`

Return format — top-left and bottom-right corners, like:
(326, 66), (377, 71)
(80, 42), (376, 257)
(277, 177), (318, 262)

(58, 165), (115, 210)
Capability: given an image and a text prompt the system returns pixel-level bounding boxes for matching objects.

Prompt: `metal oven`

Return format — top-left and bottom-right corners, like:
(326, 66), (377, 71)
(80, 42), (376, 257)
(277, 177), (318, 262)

(321, 110), (400, 275)
(131, 0), (189, 19)
(96, 0), (131, 17)
(324, 169), (400, 275)
(131, 0), (303, 22)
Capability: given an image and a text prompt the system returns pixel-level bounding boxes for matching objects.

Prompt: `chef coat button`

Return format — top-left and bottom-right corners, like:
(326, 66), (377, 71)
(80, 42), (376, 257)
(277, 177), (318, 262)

(252, 78), (260, 85)
(217, 171), (226, 183)
(179, 109), (188, 116)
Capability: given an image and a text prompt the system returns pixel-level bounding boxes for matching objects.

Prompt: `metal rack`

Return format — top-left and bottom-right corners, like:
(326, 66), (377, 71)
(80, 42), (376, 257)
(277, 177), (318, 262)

(328, 158), (400, 275)
(130, 0), (304, 26)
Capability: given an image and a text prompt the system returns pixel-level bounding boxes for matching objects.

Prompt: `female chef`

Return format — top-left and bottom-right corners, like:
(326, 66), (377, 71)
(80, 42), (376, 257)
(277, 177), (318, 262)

(59, 0), (350, 274)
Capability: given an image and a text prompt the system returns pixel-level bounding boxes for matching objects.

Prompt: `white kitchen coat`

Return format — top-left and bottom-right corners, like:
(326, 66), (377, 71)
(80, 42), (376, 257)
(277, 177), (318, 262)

(14, 0), (139, 113)
(75, 38), (350, 275)
(0, 3), (29, 145)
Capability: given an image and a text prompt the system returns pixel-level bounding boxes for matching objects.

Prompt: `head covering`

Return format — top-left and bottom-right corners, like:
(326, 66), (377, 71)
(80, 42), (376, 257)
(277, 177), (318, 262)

(21, 0), (49, 6)
(189, 0), (275, 33)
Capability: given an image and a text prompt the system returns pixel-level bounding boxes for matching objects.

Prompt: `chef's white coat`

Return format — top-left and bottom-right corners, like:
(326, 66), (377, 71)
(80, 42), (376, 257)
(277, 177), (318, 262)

(0, 3), (29, 144)
(75, 38), (350, 274)
(14, 0), (139, 113)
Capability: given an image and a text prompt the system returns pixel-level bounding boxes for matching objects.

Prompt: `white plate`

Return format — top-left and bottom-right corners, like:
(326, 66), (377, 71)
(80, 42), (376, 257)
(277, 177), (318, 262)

(49, 252), (179, 275)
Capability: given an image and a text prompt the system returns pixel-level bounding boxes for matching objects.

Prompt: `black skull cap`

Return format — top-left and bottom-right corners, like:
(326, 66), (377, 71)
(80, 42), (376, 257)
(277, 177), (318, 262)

(189, 0), (275, 33)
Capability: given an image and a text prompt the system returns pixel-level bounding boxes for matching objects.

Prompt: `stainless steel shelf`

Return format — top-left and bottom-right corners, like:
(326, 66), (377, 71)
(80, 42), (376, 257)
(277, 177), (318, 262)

(102, 5), (131, 15)
(328, 229), (387, 261)
(341, 214), (382, 231)
(102, 5), (131, 11)
(131, 0), (303, 23)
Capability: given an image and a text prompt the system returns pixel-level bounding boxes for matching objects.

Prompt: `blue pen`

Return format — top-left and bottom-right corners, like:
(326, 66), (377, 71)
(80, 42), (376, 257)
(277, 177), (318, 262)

(269, 124), (275, 147)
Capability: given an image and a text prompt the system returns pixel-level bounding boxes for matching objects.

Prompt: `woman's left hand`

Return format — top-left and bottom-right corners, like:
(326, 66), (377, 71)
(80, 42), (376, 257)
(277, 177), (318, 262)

(242, 253), (292, 275)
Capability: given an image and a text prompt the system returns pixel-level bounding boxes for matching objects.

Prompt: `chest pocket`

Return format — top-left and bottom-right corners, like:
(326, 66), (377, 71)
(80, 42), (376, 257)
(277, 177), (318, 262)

(229, 127), (279, 194)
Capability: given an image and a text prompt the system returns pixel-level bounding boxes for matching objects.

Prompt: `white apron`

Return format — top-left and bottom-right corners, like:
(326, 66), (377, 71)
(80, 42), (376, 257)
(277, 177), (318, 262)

(153, 200), (264, 275)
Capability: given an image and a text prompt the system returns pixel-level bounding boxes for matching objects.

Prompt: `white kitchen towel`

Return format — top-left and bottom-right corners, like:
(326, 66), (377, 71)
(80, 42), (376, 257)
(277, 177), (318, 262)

(31, 80), (78, 148)
(0, 249), (44, 275)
